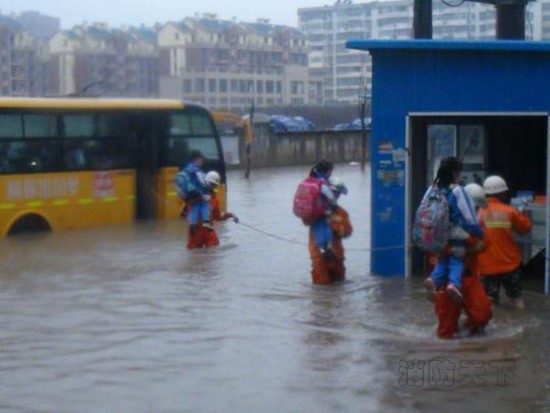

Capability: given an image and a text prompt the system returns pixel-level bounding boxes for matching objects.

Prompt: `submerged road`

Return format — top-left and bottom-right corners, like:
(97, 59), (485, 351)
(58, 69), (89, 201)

(0, 165), (549, 412)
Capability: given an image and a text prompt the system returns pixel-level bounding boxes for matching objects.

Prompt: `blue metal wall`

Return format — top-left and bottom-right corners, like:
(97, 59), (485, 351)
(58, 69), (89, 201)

(346, 40), (550, 277)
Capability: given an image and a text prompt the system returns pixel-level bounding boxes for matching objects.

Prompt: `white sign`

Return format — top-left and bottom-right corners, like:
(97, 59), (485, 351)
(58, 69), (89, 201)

(6, 177), (80, 201)
(221, 135), (240, 165)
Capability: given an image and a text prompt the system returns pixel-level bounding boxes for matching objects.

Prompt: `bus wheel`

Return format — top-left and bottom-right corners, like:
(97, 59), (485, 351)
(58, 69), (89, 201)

(8, 214), (52, 236)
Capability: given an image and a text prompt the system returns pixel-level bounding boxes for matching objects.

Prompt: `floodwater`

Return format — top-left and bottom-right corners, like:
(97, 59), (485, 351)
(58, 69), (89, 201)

(0, 165), (549, 413)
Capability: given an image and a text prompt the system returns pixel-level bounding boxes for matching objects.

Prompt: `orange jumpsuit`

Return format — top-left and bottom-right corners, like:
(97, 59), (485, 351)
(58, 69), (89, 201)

(309, 206), (353, 285)
(477, 197), (532, 276)
(186, 193), (233, 250)
(434, 237), (492, 339)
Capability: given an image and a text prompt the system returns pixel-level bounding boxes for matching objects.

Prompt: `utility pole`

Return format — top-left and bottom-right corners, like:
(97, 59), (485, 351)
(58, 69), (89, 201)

(425, 0), (530, 40)
(360, 92), (368, 172)
(495, 0), (527, 39)
(244, 103), (254, 179)
(413, 0), (433, 39)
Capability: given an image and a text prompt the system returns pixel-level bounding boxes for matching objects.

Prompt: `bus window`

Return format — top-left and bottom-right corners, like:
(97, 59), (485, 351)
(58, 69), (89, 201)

(98, 113), (136, 138)
(23, 114), (57, 138)
(1, 140), (61, 173)
(0, 114), (61, 173)
(164, 111), (220, 167)
(0, 114), (23, 138)
(64, 114), (95, 138)
(190, 114), (215, 135)
(183, 138), (220, 161)
(62, 113), (135, 171)
(170, 113), (192, 135)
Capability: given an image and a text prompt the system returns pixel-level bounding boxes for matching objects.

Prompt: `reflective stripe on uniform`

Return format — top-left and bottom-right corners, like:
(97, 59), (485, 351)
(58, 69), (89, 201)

(485, 221), (512, 229)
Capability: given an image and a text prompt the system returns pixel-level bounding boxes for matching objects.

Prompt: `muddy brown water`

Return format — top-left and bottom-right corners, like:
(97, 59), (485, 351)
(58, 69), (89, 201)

(0, 165), (549, 413)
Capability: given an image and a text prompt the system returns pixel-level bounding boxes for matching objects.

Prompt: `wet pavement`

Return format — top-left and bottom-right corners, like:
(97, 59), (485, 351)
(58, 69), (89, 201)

(0, 165), (549, 413)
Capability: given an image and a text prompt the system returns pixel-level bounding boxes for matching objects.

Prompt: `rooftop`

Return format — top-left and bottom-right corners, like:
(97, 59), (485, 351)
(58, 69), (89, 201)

(346, 39), (550, 53)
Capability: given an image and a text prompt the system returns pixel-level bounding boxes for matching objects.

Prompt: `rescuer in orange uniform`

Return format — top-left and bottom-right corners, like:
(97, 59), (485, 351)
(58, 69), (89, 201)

(477, 175), (532, 309)
(434, 183), (493, 339)
(309, 177), (353, 285)
(186, 171), (238, 250)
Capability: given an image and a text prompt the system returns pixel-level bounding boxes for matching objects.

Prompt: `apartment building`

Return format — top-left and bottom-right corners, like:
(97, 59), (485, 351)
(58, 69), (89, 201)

(48, 24), (158, 97)
(299, 0), (544, 104)
(17, 11), (60, 40)
(158, 15), (323, 110)
(0, 15), (48, 97)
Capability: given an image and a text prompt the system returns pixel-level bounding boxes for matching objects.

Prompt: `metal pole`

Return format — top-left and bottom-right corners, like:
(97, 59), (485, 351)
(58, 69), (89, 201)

(496, 1), (526, 40)
(245, 104), (254, 179)
(361, 98), (367, 172)
(413, 0), (433, 39)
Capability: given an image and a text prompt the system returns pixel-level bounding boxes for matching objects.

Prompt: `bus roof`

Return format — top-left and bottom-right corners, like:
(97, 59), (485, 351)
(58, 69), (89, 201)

(0, 97), (193, 110)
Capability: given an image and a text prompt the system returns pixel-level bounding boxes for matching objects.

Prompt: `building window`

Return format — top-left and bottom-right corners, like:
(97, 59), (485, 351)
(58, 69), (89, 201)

(256, 80), (264, 93)
(276, 81), (282, 94)
(291, 81), (304, 95)
(220, 79), (228, 93)
(266, 81), (274, 94)
(239, 80), (247, 93)
(231, 80), (238, 93)
(175, 32), (180, 40)
(209, 79), (217, 93)
(195, 79), (205, 93)
(183, 80), (192, 93)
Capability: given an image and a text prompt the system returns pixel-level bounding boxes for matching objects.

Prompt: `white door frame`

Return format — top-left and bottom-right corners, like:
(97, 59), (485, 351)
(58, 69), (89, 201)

(546, 116), (550, 295)
(405, 116), (412, 278)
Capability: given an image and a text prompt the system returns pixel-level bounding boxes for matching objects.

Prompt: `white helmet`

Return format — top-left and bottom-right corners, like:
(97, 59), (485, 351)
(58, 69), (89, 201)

(483, 175), (508, 195)
(329, 176), (348, 195)
(464, 183), (487, 208)
(205, 171), (221, 186)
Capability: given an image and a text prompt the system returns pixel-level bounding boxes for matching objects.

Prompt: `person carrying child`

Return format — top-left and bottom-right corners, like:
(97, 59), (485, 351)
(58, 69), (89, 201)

(414, 157), (484, 302)
(185, 170), (239, 250)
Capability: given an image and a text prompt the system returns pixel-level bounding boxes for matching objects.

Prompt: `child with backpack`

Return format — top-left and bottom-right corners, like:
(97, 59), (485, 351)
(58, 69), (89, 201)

(175, 151), (212, 230)
(414, 157), (483, 302)
(293, 160), (338, 260)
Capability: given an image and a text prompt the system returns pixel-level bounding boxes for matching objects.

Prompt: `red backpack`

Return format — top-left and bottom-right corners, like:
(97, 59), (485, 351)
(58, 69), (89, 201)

(293, 177), (326, 225)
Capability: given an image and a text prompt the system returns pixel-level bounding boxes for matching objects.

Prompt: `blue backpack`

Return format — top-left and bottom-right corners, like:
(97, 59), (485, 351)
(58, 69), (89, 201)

(174, 170), (199, 200)
(412, 185), (450, 253)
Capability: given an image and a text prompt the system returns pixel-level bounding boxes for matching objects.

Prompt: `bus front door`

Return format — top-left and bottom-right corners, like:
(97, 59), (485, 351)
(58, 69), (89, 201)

(135, 114), (160, 220)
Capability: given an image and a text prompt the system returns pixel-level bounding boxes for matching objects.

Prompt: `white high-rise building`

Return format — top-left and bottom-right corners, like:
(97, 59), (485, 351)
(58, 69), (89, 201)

(299, 0), (546, 104)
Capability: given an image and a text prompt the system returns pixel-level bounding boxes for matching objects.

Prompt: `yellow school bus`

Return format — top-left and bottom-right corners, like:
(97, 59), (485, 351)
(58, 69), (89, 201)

(0, 98), (226, 236)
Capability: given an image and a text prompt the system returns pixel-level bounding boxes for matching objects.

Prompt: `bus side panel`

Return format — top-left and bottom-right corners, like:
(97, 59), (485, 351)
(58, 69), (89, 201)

(0, 170), (136, 236)
(157, 167), (183, 220)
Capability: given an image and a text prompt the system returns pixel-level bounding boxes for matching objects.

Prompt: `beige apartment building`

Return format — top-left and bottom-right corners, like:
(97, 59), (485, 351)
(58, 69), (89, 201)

(0, 15), (48, 97)
(48, 24), (158, 97)
(158, 15), (323, 110)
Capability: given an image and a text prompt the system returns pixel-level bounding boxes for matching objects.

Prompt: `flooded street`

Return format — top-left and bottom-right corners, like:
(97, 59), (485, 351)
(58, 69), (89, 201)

(1, 165), (549, 413)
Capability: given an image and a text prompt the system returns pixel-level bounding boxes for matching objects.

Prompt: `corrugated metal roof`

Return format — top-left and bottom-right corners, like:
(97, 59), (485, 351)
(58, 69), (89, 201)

(346, 39), (550, 53)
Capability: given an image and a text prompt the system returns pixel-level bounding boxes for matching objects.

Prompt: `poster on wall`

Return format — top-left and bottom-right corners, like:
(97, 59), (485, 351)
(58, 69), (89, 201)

(427, 125), (456, 184)
(459, 125), (485, 165)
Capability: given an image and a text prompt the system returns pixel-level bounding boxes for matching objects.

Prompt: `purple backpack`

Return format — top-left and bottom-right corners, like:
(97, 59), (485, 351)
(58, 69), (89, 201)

(412, 185), (450, 253)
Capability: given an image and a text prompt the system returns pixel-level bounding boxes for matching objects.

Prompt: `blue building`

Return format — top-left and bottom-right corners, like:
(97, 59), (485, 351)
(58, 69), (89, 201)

(346, 40), (550, 293)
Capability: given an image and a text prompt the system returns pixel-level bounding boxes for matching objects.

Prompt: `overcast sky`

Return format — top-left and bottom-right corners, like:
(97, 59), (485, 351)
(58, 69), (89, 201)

(1, 0), (331, 28)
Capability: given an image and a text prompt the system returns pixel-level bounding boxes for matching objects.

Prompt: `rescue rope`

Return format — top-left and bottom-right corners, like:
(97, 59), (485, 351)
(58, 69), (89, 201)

(141, 181), (407, 253)
(236, 220), (407, 253)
